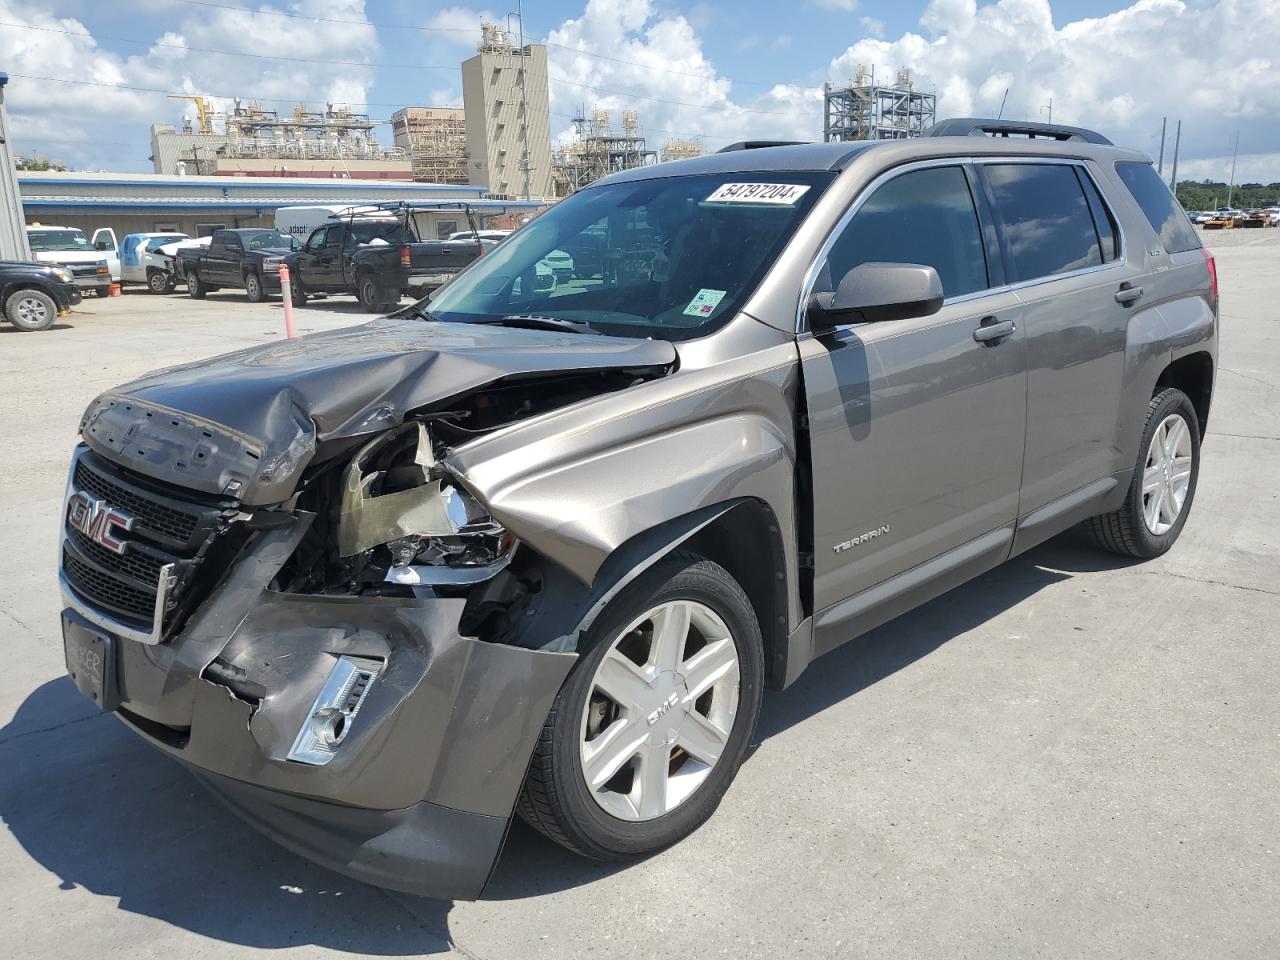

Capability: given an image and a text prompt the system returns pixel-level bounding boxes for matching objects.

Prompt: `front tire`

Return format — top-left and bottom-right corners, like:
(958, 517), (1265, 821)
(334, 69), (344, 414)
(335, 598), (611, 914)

(1083, 387), (1201, 558)
(518, 553), (764, 860)
(244, 271), (266, 303)
(147, 270), (171, 295)
(4, 288), (57, 331)
(186, 271), (205, 299)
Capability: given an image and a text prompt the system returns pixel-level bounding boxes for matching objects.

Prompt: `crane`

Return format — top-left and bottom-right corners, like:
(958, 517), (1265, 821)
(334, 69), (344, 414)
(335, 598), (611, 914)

(167, 95), (214, 134)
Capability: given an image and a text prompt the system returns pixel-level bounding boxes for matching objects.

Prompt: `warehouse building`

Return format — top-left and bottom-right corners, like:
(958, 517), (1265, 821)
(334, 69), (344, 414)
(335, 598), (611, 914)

(16, 171), (542, 242)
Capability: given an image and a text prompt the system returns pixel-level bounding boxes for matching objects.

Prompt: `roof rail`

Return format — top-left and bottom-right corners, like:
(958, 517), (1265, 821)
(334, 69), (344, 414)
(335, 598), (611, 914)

(924, 118), (1113, 146)
(716, 140), (810, 153)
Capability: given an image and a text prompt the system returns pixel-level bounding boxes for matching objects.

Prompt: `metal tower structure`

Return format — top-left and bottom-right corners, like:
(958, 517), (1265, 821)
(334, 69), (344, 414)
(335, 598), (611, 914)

(551, 109), (658, 196)
(823, 67), (937, 142)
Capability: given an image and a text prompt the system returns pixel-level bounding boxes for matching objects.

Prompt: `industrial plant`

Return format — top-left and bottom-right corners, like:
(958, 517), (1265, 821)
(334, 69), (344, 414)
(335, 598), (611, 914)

(823, 66), (937, 142)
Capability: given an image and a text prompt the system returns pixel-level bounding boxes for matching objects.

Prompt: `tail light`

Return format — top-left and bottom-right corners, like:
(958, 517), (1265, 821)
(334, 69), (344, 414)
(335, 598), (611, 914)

(400, 246), (410, 267)
(1203, 248), (1218, 301)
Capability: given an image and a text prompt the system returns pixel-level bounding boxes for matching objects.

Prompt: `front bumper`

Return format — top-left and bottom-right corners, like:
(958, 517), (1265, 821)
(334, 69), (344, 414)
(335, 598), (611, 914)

(61, 516), (576, 899)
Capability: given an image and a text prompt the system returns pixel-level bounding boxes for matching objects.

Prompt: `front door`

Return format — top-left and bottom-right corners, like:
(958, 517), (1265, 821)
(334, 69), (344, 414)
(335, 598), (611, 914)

(801, 163), (1028, 641)
(297, 226), (340, 290)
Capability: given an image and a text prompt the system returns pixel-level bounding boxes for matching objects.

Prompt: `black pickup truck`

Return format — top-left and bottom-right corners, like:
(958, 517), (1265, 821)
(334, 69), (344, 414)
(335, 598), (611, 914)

(284, 204), (486, 312)
(1, 259), (81, 331)
(180, 229), (299, 302)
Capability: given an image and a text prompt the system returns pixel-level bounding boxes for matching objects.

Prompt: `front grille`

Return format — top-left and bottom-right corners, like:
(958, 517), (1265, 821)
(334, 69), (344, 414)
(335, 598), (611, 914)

(63, 547), (156, 624)
(73, 457), (200, 544)
(70, 264), (103, 277)
(62, 450), (241, 636)
(67, 525), (164, 588)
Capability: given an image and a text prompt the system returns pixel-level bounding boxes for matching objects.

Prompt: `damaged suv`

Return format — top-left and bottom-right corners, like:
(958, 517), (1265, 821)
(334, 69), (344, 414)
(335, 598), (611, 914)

(58, 119), (1217, 900)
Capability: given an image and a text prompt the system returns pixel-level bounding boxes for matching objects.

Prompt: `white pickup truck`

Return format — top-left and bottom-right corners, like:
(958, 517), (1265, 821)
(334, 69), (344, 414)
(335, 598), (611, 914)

(26, 226), (116, 296)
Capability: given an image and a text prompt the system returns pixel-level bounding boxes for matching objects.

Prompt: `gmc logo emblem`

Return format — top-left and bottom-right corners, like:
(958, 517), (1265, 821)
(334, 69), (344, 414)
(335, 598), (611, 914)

(67, 490), (135, 555)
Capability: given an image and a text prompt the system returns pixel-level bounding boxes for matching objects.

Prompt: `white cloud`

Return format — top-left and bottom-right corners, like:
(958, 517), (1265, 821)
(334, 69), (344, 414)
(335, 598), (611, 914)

(1, 0), (379, 168)
(826, 0), (1280, 168)
(859, 15), (885, 36)
(425, 6), (496, 46)
(545, 0), (822, 149)
(812, 0), (860, 10)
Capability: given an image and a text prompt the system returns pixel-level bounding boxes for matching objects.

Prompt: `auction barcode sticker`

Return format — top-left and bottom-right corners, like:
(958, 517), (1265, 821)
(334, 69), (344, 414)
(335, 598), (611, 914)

(704, 183), (811, 205)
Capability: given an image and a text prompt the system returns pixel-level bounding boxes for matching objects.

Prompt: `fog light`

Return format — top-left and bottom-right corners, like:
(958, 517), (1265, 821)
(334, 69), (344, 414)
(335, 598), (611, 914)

(287, 656), (381, 766)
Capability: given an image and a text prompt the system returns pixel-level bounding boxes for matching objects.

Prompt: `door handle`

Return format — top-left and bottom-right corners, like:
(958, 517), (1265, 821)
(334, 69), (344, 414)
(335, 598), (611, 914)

(973, 317), (1016, 343)
(1115, 283), (1143, 305)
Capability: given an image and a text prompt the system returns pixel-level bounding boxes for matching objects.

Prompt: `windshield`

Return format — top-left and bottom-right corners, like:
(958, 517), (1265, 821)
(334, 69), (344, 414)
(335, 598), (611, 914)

(242, 230), (297, 251)
(28, 229), (91, 252)
(145, 235), (188, 251)
(425, 171), (833, 340)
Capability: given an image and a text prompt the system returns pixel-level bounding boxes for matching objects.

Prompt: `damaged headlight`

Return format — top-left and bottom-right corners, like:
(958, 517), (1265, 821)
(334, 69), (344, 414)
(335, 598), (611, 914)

(337, 422), (517, 588)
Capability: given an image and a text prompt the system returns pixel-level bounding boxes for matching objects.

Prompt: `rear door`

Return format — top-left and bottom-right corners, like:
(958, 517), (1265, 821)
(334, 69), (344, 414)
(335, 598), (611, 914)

(977, 160), (1141, 516)
(801, 162), (1028, 648)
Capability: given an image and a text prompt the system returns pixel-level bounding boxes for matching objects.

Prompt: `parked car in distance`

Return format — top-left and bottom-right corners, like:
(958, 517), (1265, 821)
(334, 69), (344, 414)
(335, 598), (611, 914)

(283, 207), (485, 312)
(1266, 207), (1280, 226)
(56, 119), (1217, 901)
(1193, 211), (1216, 224)
(25, 226), (112, 296)
(180, 229), (299, 302)
(119, 232), (191, 291)
(1, 259), (81, 330)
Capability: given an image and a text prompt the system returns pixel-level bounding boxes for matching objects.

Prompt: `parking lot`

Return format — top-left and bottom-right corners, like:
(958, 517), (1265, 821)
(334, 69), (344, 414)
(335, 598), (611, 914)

(1, 230), (1277, 959)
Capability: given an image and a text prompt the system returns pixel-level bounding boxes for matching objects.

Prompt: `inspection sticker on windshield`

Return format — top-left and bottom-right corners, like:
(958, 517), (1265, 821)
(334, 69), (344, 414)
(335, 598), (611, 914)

(683, 288), (727, 317)
(704, 183), (811, 205)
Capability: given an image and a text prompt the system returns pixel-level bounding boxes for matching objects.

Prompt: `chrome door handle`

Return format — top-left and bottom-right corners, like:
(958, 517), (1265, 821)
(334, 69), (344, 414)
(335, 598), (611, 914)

(1115, 284), (1143, 305)
(973, 318), (1016, 343)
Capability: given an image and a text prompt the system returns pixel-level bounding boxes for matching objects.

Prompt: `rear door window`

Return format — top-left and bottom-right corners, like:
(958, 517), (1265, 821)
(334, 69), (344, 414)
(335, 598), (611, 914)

(983, 163), (1104, 282)
(1114, 161), (1201, 254)
(822, 165), (989, 299)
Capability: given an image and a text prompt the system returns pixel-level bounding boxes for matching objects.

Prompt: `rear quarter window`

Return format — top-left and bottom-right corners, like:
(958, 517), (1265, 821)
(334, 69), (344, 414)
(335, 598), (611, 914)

(1114, 162), (1201, 254)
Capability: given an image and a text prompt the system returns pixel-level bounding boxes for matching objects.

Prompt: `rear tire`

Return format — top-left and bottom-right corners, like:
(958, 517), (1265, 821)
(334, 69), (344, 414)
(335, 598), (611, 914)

(244, 271), (266, 303)
(4, 288), (57, 331)
(186, 271), (205, 299)
(358, 274), (386, 313)
(1082, 387), (1201, 558)
(517, 553), (764, 860)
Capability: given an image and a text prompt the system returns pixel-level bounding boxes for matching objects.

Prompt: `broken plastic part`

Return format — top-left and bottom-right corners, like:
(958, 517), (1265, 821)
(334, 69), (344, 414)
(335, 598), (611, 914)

(337, 423), (456, 557)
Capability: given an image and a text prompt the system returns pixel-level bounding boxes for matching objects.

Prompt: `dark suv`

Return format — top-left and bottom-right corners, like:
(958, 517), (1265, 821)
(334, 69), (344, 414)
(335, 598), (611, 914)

(57, 119), (1215, 900)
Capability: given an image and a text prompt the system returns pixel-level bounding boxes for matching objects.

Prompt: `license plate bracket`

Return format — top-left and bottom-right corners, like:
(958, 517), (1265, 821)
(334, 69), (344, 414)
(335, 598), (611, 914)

(62, 612), (120, 712)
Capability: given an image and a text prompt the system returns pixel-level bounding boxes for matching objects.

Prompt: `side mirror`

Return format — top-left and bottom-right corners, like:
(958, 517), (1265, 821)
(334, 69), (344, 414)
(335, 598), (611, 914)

(808, 262), (944, 332)
(94, 239), (111, 251)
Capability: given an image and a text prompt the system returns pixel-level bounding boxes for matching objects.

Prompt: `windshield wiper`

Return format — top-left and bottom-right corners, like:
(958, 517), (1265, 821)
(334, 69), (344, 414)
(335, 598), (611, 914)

(476, 314), (601, 335)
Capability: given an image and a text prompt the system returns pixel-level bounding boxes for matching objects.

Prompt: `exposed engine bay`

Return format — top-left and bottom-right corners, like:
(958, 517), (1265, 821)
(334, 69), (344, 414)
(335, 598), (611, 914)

(268, 367), (658, 645)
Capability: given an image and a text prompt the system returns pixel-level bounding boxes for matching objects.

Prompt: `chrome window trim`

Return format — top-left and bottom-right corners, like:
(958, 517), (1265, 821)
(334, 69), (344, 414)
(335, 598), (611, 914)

(795, 155), (1129, 333)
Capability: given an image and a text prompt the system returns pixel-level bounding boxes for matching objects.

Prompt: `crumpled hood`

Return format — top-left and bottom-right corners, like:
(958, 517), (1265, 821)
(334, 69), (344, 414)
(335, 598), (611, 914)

(79, 316), (676, 504)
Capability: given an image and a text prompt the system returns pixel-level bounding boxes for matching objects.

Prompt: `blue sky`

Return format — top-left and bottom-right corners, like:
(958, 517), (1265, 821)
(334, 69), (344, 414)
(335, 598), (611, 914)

(2, 0), (1277, 182)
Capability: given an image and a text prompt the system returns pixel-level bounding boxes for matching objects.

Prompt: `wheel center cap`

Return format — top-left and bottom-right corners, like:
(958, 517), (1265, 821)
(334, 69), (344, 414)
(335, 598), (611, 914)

(644, 670), (689, 747)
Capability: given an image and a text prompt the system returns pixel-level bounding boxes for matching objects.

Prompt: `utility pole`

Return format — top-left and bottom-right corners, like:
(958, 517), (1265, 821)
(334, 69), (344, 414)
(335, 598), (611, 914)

(0, 72), (33, 261)
(1040, 97), (1053, 124)
(1157, 117), (1167, 175)
(1226, 130), (1239, 209)
(510, 0), (531, 202)
(1168, 119), (1181, 198)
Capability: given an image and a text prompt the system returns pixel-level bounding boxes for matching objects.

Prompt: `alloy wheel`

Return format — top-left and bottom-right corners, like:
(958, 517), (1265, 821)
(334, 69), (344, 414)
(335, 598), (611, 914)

(579, 600), (741, 822)
(14, 296), (50, 326)
(1142, 413), (1193, 535)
